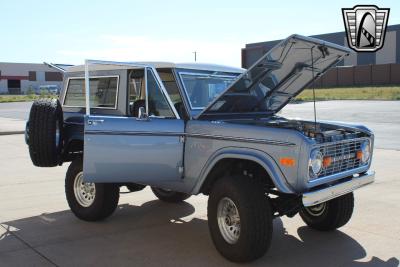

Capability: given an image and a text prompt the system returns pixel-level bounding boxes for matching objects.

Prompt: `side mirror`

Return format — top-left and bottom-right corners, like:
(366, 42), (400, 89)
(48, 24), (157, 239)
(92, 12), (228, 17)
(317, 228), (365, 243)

(138, 106), (149, 120)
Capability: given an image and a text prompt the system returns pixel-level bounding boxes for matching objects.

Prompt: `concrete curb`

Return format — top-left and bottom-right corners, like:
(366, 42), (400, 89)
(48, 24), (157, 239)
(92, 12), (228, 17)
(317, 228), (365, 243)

(0, 131), (25, 136)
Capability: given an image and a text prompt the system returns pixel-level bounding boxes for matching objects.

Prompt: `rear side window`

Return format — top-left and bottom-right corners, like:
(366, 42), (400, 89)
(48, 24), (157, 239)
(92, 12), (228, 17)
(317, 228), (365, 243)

(64, 76), (119, 108)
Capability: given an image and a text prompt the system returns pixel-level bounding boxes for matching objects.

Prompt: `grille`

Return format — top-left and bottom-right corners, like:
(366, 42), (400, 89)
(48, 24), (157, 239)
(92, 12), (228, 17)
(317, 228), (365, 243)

(315, 139), (367, 178)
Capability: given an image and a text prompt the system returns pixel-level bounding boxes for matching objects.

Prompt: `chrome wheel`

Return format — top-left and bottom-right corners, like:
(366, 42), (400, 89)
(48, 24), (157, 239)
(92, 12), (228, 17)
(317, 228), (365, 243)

(304, 203), (326, 217)
(73, 172), (96, 207)
(217, 197), (241, 244)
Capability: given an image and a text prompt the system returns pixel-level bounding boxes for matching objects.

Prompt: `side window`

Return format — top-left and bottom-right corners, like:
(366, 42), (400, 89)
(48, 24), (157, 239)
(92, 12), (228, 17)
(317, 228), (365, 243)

(128, 69), (145, 117)
(158, 69), (182, 105)
(146, 69), (175, 118)
(158, 69), (187, 119)
(64, 76), (118, 108)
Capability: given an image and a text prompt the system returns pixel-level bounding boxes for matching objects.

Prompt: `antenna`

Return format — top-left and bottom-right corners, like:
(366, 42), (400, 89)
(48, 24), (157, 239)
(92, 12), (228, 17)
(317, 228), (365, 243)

(310, 47), (318, 132)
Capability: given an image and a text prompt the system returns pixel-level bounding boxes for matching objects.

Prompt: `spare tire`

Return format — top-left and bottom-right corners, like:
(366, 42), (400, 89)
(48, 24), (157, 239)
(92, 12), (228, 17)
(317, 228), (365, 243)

(28, 98), (63, 167)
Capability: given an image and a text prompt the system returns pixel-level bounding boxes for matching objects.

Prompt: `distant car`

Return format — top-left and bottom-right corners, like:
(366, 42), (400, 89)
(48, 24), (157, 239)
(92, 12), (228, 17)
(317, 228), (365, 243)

(25, 35), (374, 263)
(38, 85), (60, 94)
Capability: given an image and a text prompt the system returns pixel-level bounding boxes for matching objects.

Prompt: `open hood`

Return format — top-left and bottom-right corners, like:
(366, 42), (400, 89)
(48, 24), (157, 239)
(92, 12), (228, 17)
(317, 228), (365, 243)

(196, 34), (353, 120)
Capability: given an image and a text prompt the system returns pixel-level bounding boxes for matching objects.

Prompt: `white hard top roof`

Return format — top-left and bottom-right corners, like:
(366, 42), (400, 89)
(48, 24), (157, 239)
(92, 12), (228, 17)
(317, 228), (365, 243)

(66, 61), (245, 73)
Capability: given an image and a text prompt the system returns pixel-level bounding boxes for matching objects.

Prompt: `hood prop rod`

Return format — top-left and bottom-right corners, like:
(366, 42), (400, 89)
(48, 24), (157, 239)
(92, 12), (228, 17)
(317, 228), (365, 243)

(310, 46), (318, 133)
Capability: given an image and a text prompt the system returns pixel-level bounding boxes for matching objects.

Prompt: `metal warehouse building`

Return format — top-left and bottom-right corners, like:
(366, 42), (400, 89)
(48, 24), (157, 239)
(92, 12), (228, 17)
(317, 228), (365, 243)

(0, 62), (65, 94)
(242, 24), (400, 87)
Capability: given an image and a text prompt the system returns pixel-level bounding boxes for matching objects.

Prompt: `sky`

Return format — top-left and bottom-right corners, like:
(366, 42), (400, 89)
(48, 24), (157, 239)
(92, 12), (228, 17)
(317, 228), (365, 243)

(1, 0), (399, 67)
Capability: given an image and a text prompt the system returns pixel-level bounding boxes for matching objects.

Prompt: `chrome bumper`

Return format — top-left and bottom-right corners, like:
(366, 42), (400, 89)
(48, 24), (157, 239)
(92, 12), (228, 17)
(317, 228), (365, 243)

(302, 171), (375, 207)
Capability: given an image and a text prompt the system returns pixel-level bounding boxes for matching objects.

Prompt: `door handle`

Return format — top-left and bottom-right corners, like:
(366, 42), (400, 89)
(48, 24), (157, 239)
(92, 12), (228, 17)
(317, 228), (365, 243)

(87, 119), (104, 125)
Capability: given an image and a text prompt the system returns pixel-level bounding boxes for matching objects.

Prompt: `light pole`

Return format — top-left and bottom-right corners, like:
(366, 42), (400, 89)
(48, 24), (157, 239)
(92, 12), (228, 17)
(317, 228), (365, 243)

(193, 51), (197, 62)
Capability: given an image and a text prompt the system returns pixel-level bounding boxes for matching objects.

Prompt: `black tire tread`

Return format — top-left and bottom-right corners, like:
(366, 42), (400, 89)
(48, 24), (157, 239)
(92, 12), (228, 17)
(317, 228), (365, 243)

(28, 98), (63, 167)
(300, 192), (354, 231)
(65, 159), (120, 221)
(208, 175), (273, 262)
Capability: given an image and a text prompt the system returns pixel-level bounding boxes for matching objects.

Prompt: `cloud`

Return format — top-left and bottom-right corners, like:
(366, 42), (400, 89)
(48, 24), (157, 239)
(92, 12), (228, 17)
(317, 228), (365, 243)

(58, 35), (243, 67)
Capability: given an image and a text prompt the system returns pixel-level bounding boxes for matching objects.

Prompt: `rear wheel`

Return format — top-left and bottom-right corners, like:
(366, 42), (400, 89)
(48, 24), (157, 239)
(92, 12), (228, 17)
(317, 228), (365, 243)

(65, 159), (120, 221)
(151, 187), (190, 203)
(299, 192), (354, 231)
(28, 98), (63, 167)
(208, 175), (273, 262)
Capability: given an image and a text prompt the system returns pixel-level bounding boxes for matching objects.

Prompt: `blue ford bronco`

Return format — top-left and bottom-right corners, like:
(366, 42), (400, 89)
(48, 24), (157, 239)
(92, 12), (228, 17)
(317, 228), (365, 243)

(26, 35), (375, 262)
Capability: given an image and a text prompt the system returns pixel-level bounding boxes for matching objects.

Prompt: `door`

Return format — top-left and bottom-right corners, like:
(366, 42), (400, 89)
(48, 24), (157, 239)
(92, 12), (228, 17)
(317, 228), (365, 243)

(7, 79), (21, 94)
(83, 67), (185, 187)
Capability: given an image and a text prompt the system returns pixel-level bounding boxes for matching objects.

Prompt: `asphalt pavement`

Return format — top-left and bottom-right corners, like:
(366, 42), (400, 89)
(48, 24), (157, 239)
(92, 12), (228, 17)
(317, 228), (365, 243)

(0, 135), (399, 266)
(0, 102), (32, 120)
(0, 102), (31, 134)
(0, 100), (399, 266)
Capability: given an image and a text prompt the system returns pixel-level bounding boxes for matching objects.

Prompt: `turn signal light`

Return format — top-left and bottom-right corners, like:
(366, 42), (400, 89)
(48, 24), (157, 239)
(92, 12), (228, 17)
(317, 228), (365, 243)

(280, 157), (296, 167)
(356, 150), (363, 160)
(322, 156), (332, 168)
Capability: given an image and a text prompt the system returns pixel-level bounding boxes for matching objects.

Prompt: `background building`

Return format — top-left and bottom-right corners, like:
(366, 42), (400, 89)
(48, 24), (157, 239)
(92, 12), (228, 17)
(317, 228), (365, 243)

(242, 24), (400, 87)
(0, 62), (66, 94)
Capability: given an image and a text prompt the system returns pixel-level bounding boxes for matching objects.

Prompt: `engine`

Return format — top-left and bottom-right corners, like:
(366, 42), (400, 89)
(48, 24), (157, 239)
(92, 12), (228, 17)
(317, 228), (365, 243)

(252, 117), (367, 143)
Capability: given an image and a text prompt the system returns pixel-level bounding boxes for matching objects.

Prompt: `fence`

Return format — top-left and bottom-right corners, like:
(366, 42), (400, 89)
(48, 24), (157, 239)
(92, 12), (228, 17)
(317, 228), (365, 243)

(311, 63), (400, 88)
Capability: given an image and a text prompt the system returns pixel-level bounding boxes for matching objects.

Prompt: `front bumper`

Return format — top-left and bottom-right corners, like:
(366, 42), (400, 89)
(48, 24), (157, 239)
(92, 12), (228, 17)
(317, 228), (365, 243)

(302, 171), (375, 207)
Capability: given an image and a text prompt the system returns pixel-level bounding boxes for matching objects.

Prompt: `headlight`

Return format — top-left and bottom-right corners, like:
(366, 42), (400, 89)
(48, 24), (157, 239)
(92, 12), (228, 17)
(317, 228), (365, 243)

(359, 140), (371, 164)
(309, 149), (323, 177)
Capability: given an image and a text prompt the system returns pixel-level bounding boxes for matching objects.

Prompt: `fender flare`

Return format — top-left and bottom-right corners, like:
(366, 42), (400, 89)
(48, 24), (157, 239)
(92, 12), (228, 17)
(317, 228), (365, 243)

(191, 147), (295, 194)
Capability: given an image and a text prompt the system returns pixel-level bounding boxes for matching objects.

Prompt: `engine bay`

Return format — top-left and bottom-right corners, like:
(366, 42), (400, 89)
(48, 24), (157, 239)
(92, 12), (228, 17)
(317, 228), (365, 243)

(229, 116), (367, 143)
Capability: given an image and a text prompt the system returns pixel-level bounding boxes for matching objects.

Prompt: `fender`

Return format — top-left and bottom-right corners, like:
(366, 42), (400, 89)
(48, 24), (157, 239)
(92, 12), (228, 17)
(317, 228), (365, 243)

(191, 147), (295, 194)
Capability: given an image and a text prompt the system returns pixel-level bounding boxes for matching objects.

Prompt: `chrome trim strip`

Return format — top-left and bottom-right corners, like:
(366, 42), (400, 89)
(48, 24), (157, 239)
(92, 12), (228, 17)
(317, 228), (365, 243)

(302, 171), (375, 207)
(307, 165), (370, 187)
(84, 60), (150, 69)
(85, 60), (91, 116)
(63, 75), (120, 110)
(145, 67), (149, 115)
(85, 130), (184, 137)
(83, 130), (295, 146)
(187, 133), (296, 146)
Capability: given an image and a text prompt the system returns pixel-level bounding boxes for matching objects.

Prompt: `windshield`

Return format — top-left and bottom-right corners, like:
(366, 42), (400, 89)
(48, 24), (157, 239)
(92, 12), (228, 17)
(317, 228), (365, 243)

(177, 70), (239, 109)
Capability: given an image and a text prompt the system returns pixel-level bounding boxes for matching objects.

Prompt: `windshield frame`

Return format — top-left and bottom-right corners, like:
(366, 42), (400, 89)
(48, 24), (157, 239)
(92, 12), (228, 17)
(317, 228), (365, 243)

(176, 69), (240, 111)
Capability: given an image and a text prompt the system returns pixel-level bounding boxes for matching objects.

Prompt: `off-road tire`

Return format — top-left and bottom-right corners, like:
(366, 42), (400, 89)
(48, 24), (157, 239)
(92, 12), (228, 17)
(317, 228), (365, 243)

(28, 98), (63, 167)
(299, 192), (354, 231)
(151, 187), (190, 203)
(65, 159), (120, 221)
(208, 175), (273, 262)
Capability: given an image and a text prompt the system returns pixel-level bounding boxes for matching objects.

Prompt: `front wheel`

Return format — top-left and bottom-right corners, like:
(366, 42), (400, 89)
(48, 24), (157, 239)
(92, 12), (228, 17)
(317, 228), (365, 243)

(299, 192), (354, 231)
(208, 175), (273, 262)
(65, 159), (120, 221)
